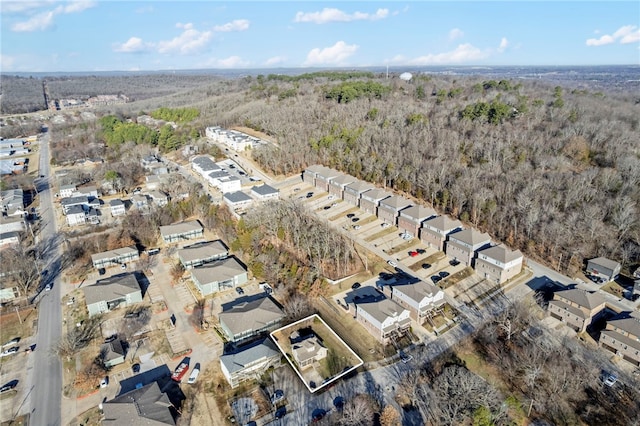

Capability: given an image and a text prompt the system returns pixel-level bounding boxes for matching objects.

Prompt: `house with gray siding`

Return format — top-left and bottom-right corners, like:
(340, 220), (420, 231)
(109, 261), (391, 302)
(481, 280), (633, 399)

(160, 220), (204, 244)
(548, 288), (606, 333)
(302, 165), (325, 185)
(91, 246), (139, 269)
(359, 188), (392, 216)
(377, 195), (413, 226)
(83, 274), (143, 317)
(474, 244), (524, 284)
(586, 257), (621, 282)
(445, 229), (491, 266)
(343, 180), (375, 206)
(313, 167), (341, 192)
(178, 240), (228, 269)
(420, 216), (463, 251)
(220, 339), (281, 388)
(397, 205), (436, 237)
(354, 297), (411, 344)
(190, 257), (248, 296)
(599, 313), (640, 366)
(219, 296), (285, 343)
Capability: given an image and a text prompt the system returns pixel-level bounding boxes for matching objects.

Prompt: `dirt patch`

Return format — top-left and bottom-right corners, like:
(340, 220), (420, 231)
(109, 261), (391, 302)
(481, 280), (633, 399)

(0, 307), (36, 343)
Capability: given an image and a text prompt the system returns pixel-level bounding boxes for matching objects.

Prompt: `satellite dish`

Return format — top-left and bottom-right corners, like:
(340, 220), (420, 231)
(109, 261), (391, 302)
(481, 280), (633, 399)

(399, 72), (413, 81)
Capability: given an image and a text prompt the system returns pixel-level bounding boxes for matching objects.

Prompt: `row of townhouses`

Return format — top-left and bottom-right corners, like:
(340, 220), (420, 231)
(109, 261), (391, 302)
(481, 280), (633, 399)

(205, 126), (267, 151)
(304, 165), (524, 284)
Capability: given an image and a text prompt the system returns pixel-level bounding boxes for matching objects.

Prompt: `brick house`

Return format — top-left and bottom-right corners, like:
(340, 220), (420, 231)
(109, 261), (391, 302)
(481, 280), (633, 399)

(599, 313), (640, 366)
(398, 205), (437, 238)
(360, 188), (392, 216)
(377, 195), (413, 226)
(302, 165), (326, 186)
(420, 216), (463, 251)
(474, 244), (524, 284)
(548, 288), (606, 332)
(313, 167), (341, 192)
(328, 174), (356, 198)
(445, 229), (491, 266)
(343, 180), (375, 207)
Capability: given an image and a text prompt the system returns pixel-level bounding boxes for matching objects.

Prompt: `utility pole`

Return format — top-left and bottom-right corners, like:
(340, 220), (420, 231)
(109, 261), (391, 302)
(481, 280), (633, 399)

(15, 306), (22, 324)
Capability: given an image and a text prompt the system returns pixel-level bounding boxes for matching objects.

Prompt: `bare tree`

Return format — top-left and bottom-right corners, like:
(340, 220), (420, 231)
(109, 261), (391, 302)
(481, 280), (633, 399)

(1, 245), (41, 296)
(339, 394), (376, 426)
(54, 316), (102, 360)
(379, 405), (401, 426)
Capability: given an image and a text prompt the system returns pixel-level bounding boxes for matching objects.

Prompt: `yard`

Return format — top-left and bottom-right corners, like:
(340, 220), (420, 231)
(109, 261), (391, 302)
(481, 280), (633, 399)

(601, 280), (626, 299)
(364, 227), (396, 243)
(0, 306), (36, 346)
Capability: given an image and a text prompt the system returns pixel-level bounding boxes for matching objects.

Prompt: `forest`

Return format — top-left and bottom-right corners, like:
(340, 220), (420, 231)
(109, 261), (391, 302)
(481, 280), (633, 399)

(2, 69), (639, 275)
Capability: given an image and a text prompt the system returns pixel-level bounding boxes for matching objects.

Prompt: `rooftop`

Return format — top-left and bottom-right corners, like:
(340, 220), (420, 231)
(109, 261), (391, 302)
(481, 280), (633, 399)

(190, 257), (246, 284)
(478, 244), (523, 263)
(422, 215), (462, 232)
(159, 220), (203, 237)
(178, 240), (228, 263)
(251, 184), (279, 196)
(102, 382), (175, 425)
(83, 273), (141, 305)
(219, 296), (284, 336)
(448, 228), (491, 246)
(554, 288), (606, 310)
(220, 339), (280, 375)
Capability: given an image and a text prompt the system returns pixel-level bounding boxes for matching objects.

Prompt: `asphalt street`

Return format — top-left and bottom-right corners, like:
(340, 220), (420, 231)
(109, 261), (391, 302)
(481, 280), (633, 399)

(28, 132), (63, 425)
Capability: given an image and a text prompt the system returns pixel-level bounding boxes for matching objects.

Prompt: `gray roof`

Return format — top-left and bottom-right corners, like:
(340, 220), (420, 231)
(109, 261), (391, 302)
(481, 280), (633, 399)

(223, 191), (253, 204)
(315, 167), (341, 180)
(305, 164), (326, 174)
(588, 257), (621, 271)
(549, 299), (587, 319)
(110, 199), (125, 207)
(400, 205), (436, 221)
(607, 314), (640, 338)
(61, 195), (88, 206)
(178, 240), (228, 263)
(219, 297), (284, 336)
(345, 180), (375, 193)
(102, 382), (175, 425)
(393, 280), (441, 304)
(0, 189), (23, 208)
(208, 170), (229, 179)
(422, 215), (462, 232)
(357, 298), (408, 324)
(361, 188), (392, 202)
(292, 336), (325, 363)
(83, 274), (141, 305)
(91, 247), (138, 263)
(148, 190), (168, 200)
(159, 220), (203, 237)
(192, 156), (220, 172)
(448, 228), (491, 246)
(66, 205), (85, 215)
(555, 288), (606, 310)
(76, 185), (97, 194)
(220, 338), (280, 375)
(59, 184), (76, 191)
(251, 184), (278, 196)
(379, 195), (413, 211)
(330, 174), (356, 186)
(101, 339), (125, 362)
(190, 257), (246, 285)
(477, 244), (523, 263)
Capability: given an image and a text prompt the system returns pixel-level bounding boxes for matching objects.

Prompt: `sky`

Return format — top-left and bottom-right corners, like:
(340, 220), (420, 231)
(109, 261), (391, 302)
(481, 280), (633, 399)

(1, 1), (639, 73)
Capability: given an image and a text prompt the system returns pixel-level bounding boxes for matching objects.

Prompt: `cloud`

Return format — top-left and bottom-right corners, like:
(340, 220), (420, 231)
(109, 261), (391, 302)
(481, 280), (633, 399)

(157, 23), (212, 54)
(449, 28), (464, 41)
(1, 1), (55, 14)
(304, 41), (359, 66)
(294, 7), (388, 24)
(217, 56), (250, 68)
(10, 0), (96, 32)
(113, 37), (152, 53)
(587, 25), (640, 46)
(390, 43), (490, 66)
(213, 19), (250, 32)
(498, 37), (509, 53)
(265, 56), (287, 66)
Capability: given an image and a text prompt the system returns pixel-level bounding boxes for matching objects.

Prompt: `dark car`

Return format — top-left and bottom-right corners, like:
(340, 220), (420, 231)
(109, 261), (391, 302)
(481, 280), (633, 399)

(235, 287), (245, 295)
(275, 407), (287, 419)
(439, 271), (450, 278)
(449, 259), (461, 267)
(431, 275), (442, 283)
(323, 205), (331, 210)
(351, 217), (360, 223)
(98, 268), (106, 275)
(271, 389), (285, 404)
(132, 363), (141, 373)
(0, 381), (17, 393)
(421, 263), (431, 269)
(306, 192), (314, 198)
(416, 248), (426, 254)
(346, 213), (355, 218)
(351, 282), (361, 289)
(312, 409), (327, 422)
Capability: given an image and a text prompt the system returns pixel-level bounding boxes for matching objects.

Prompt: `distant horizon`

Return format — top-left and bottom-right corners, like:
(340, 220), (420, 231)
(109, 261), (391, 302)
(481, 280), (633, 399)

(3, 64), (639, 79)
(2, 2), (638, 73)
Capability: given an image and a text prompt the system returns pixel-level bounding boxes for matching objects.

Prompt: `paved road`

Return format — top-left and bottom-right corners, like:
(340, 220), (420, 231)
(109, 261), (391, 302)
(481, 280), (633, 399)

(24, 132), (63, 425)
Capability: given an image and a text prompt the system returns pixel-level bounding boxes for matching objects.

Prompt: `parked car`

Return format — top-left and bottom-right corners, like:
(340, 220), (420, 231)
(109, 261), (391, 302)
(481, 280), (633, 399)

(98, 268), (106, 275)
(235, 287), (245, 295)
(0, 347), (19, 357)
(400, 352), (413, 364)
(387, 260), (398, 267)
(416, 248), (426, 254)
(306, 192), (314, 198)
(271, 389), (285, 404)
(275, 407), (287, 419)
(351, 217), (360, 223)
(421, 263), (431, 270)
(323, 205), (331, 210)
(312, 409), (327, 422)
(99, 377), (109, 388)
(449, 259), (461, 266)
(431, 275), (442, 283)
(132, 363), (141, 374)
(603, 373), (618, 387)
(44, 283), (52, 291)
(353, 225), (361, 230)
(381, 222), (390, 228)
(0, 381), (17, 393)
(346, 213), (355, 218)
(187, 363), (200, 384)
(351, 282), (361, 290)
(327, 195), (334, 200)
(408, 251), (418, 257)
(439, 271), (450, 278)
(121, 263), (127, 270)
(1, 338), (20, 348)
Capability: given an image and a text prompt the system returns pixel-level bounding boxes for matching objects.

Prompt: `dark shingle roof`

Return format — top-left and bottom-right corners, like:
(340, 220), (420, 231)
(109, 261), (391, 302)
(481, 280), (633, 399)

(102, 382), (175, 425)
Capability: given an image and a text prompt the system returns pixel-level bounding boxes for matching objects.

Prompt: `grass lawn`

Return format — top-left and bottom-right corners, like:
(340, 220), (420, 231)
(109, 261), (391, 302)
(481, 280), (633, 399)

(601, 281), (626, 298)
(312, 303), (380, 363)
(0, 306), (36, 344)
(387, 239), (418, 255)
(364, 227), (396, 242)
(329, 207), (358, 221)
(440, 267), (474, 289)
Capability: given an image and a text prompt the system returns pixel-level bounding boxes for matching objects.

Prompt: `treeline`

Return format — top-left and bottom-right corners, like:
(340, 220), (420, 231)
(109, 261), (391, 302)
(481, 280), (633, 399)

(98, 115), (198, 152)
(264, 70), (375, 82)
(150, 107), (199, 123)
(0, 75), (45, 114)
(324, 81), (391, 104)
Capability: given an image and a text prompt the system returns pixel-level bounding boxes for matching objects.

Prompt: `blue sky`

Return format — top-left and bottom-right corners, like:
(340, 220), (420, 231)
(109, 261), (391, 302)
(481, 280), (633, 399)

(1, 1), (639, 72)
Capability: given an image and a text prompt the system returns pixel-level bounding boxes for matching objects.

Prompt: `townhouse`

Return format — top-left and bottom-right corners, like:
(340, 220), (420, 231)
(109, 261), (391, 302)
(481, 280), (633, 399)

(474, 244), (524, 284)
(91, 246), (140, 269)
(354, 296), (411, 344)
(388, 280), (445, 323)
(360, 188), (392, 216)
(420, 216), (463, 251)
(343, 180), (375, 207)
(599, 314), (640, 366)
(190, 256), (248, 296)
(159, 220), (204, 244)
(548, 288), (606, 333)
(218, 296), (285, 344)
(445, 229), (491, 266)
(377, 195), (413, 226)
(397, 205), (436, 237)
(177, 240), (228, 269)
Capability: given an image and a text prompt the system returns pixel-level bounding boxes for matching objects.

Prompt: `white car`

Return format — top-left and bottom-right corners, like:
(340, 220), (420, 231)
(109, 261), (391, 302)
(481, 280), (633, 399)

(327, 195), (335, 200)
(603, 374), (618, 387)
(353, 225), (361, 230)
(100, 377), (108, 388)
(188, 364), (200, 384)
(381, 223), (390, 228)
(387, 260), (397, 267)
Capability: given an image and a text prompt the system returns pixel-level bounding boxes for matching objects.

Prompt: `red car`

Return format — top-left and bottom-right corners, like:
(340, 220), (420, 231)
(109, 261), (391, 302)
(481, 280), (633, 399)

(408, 251), (418, 257)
